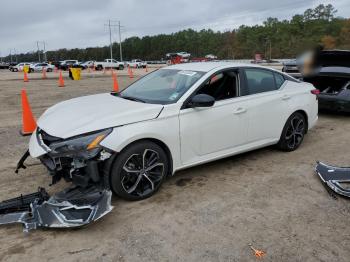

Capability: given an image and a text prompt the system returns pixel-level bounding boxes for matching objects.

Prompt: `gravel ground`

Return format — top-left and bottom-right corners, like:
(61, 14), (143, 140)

(0, 69), (349, 262)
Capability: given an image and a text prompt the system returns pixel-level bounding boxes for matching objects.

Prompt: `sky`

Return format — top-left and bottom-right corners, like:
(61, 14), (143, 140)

(1, 0), (349, 56)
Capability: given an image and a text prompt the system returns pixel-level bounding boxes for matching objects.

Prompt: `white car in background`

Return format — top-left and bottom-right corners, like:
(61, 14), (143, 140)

(94, 59), (124, 71)
(30, 63), (55, 72)
(10, 62), (32, 72)
(27, 62), (318, 201)
(80, 60), (96, 69)
(127, 59), (147, 68)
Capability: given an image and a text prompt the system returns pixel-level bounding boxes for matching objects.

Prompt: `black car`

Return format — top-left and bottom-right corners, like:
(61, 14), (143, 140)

(282, 59), (298, 73)
(303, 50), (350, 113)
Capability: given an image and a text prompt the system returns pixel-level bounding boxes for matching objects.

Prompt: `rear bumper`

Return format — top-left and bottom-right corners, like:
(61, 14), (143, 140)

(318, 97), (350, 113)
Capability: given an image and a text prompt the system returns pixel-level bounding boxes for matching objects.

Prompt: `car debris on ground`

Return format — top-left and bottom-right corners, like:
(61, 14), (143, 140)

(0, 186), (113, 232)
(315, 161), (350, 198)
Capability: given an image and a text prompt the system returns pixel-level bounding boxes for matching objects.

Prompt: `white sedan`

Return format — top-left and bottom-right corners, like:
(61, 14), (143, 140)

(30, 63), (55, 72)
(28, 62), (318, 200)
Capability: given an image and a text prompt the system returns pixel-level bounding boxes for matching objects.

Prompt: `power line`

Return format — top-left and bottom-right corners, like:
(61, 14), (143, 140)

(104, 20), (125, 61)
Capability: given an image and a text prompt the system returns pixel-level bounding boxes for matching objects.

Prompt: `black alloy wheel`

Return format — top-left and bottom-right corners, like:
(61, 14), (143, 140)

(277, 112), (306, 151)
(109, 141), (168, 201)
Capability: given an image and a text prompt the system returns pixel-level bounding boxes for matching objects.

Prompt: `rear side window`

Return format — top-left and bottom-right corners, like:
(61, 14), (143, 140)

(243, 69), (277, 95)
(274, 72), (286, 88)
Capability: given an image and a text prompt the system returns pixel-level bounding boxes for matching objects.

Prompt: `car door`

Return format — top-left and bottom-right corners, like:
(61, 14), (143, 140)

(179, 69), (249, 166)
(240, 68), (290, 143)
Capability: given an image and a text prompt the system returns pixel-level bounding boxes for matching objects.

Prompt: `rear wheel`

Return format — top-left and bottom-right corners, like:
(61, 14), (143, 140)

(109, 141), (168, 201)
(277, 112), (306, 152)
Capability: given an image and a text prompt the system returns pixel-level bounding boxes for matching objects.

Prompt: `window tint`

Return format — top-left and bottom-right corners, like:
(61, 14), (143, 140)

(274, 72), (285, 88)
(197, 70), (237, 101)
(244, 69), (277, 95)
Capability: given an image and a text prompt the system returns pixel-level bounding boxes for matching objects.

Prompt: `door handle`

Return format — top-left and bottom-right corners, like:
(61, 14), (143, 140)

(234, 108), (247, 115)
(282, 95), (291, 100)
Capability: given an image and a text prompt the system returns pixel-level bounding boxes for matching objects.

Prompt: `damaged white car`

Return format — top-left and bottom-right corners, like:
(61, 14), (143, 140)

(1, 62), (318, 231)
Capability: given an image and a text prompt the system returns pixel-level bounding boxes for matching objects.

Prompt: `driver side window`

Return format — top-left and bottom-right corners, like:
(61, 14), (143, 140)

(197, 70), (238, 101)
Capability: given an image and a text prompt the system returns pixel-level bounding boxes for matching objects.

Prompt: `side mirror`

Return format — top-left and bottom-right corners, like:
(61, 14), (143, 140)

(188, 94), (215, 108)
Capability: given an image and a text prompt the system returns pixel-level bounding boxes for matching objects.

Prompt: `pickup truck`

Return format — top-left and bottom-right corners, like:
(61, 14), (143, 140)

(94, 59), (124, 71)
(127, 59), (147, 68)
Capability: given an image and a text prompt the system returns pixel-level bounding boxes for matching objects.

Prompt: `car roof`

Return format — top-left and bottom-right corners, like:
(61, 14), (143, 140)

(164, 62), (262, 72)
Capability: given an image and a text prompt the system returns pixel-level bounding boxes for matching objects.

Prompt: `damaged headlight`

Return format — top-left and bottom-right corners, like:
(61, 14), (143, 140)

(48, 129), (112, 159)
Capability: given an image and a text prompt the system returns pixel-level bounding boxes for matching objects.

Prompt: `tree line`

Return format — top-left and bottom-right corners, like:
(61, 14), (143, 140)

(4, 4), (350, 63)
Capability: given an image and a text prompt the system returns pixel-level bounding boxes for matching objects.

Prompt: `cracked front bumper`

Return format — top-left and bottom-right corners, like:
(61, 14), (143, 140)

(0, 187), (113, 232)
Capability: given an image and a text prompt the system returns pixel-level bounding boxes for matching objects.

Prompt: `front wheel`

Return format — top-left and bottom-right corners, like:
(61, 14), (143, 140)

(109, 141), (169, 201)
(277, 112), (306, 152)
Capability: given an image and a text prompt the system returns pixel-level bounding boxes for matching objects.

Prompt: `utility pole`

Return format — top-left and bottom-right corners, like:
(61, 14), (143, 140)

(36, 41), (41, 62)
(108, 20), (113, 61)
(13, 48), (17, 63)
(105, 20), (124, 62)
(42, 41), (47, 61)
(118, 21), (123, 62)
(9, 49), (12, 63)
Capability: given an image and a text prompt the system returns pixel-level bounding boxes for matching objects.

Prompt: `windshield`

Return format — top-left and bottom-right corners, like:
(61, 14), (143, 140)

(119, 69), (205, 104)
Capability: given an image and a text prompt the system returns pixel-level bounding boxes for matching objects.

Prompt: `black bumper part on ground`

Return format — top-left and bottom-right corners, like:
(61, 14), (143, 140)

(0, 186), (113, 232)
(315, 161), (350, 198)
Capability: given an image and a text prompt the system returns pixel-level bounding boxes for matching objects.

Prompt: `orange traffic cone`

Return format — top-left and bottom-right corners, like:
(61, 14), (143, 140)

(54, 67), (58, 73)
(58, 70), (65, 87)
(129, 67), (134, 79)
(42, 68), (47, 79)
(23, 71), (29, 82)
(20, 89), (37, 136)
(145, 65), (148, 72)
(113, 72), (119, 92)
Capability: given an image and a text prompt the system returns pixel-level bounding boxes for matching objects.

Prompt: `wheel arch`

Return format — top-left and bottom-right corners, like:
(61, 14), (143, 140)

(105, 137), (174, 178)
(293, 109), (309, 133)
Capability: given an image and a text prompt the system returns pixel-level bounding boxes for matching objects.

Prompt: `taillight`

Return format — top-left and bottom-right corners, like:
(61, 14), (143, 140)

(311, 89), (320, 95)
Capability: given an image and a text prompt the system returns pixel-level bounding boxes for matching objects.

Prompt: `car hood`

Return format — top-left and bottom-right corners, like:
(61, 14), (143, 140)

(37, 93), (164, 139)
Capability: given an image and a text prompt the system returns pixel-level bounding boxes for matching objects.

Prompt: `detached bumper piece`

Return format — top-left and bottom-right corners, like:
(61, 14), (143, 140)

(0, 187), (113, 232)
(315, 161), (350, 198)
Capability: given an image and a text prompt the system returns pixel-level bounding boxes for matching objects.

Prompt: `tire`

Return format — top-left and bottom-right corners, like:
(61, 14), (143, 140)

(47, 68), (52, 72)
(109, 141), (169, 201)
(118, 65), (124, 70)
(96, 65), (103, 71)
(277, 112), (307, 152)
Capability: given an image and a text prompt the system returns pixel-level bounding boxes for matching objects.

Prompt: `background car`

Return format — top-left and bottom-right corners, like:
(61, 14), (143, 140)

(127, 59), (147, 68)
(28, 62), (318, 202)
(303, 49), (350, 113)
(29, 63), (55, 72)
(94, 59), (124, 70)
(80, 60), (96, 69)
(10, 62), (32, 72)
(0, 62), (10, 69)
(59, 60), (79, 71)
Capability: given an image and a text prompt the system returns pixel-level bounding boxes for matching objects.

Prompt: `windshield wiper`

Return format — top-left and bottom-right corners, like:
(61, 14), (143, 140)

(120, 95), (146, 103)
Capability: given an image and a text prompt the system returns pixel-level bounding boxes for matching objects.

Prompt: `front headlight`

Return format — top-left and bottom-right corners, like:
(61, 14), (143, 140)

(49, 129), (112, 159)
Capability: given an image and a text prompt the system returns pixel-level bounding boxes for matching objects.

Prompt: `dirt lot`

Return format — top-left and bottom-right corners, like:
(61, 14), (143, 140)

(0, 68), (349, 262)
